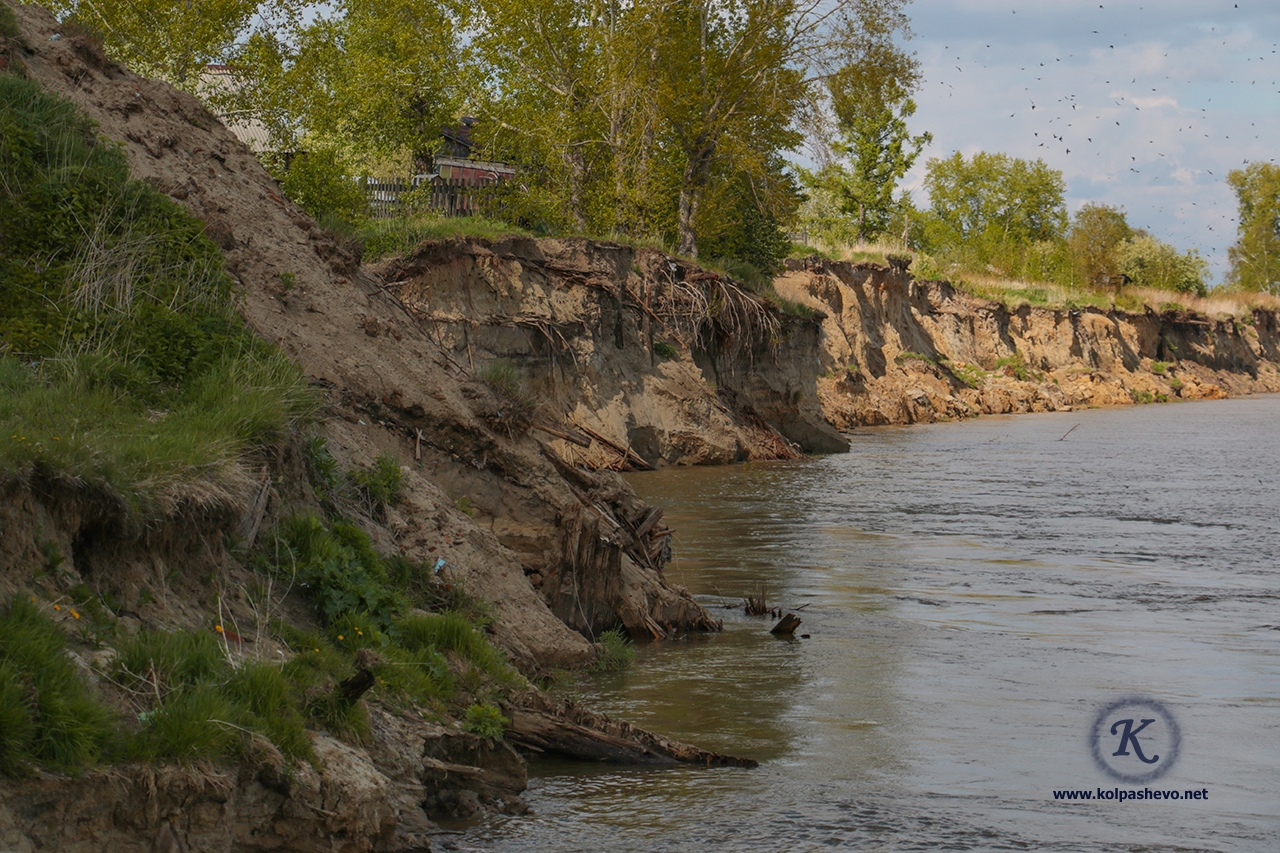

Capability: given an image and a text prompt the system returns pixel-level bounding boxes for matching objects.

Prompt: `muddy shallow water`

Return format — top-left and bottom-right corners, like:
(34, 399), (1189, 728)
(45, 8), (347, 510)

(460, 396), (1280, 852)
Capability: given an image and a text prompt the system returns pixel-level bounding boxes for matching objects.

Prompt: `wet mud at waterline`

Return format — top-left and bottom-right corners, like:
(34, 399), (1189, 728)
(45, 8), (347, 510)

(460, 395), (1280, 852)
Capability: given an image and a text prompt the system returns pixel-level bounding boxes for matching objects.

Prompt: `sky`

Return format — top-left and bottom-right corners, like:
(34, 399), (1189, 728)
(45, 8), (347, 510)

(899, 0), (1280, 283)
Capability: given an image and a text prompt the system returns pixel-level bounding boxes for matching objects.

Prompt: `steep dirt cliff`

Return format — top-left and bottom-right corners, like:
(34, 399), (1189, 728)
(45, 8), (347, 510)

(774, 258), (1280, 427)
(373, 237), (848, 468)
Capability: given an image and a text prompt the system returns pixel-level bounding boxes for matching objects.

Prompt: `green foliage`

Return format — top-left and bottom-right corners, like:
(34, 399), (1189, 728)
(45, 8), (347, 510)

(653, 341), (678, 360)
(0, 4), (18, 38)
(115, 628), (225, 692)
(223, 0), (465, 169)
(945, 360), (986, 389)
(304, 435), (341, 501)
(277, 149), (369, 224)
(117, 627), (315, 763)
(264, 514), (405, 629)
(129, 683), (239, 761)
(462, 703), (509, 740)
(1115, 235), (1208, 296)
(45, 0), (258, 89)
(1227, 161), (1280, 294)
(994, 352), (1042, 382)
(808, 36), (930, 245)
(0, 597), (115, 776)
(478, 360), (540, 433)
(920, 151), (1067, 274)
(1151, 361), (1170, 375)
(591, 628), (637, 672)
(217, 0), (918, 259)
(1129, 389), (1169, 404)
(395, 612), (515, 683)
(223, 661), (312, 759)
(1069, 203), (1133, 286)
(0, 74), (315, 516)
(697, 165), (799, 275)
(895, 351), (937, 364)
(787, 242), (838, 261)
(710, 257), (775, 293)
(350, 455), (405, 512)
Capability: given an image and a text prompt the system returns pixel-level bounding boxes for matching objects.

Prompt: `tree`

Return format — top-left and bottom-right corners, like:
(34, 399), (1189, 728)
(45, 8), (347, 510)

(1227, 162), (1280, 294)
(223, 0), (463, 171)
(821, 97), (930, 242)
(923, 152), (1066, 247)
(1115, 235), (1208, 296)
(1068, 203), (1132, 286)
(639, 0), (920, 258)
(469, 0), (651, 234)
(815, 23), (930, 243)
(46, 0), (262, 89)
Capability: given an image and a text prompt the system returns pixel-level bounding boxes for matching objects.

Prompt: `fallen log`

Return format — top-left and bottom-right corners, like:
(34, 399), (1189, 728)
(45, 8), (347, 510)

(633, 506), (664, 539)
(503, 692), (757, 768)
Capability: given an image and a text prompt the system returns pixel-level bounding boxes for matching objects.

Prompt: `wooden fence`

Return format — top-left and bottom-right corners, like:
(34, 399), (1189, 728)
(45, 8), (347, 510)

(362, 175), (498, 220)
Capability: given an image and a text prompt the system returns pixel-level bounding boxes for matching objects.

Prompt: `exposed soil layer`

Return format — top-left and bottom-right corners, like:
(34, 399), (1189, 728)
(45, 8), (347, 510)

(774, 259), (1280, 427)
(374, 237), (848, 469)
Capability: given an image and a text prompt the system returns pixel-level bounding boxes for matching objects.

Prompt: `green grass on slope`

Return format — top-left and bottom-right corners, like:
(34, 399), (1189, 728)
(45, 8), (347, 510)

(0, 72), (314, 515)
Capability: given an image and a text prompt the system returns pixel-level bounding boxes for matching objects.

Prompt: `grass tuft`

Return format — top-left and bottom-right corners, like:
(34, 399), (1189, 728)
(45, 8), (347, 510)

(591, 628), (637, 672)
(462, 703), (509, 740)
(357, 215), (531, 262)
(350, 454), (405, 513)
(0, 597), (115, 776)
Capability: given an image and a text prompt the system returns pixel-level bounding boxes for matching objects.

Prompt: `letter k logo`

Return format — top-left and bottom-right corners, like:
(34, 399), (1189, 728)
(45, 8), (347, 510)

(1110, 718), (1159, 764)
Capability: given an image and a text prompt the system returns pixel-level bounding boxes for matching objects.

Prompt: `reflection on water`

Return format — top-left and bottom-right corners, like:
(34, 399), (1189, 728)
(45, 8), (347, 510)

(460, 396), (1280, 852)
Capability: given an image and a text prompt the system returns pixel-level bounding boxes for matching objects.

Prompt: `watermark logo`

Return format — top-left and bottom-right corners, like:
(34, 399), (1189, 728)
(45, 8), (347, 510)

(1090, 696), (1181, 783)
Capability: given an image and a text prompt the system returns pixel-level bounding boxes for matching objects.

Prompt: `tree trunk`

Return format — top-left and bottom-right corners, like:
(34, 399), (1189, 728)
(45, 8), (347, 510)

(677, 148), (713, 258)
(565, 146), (589, 233)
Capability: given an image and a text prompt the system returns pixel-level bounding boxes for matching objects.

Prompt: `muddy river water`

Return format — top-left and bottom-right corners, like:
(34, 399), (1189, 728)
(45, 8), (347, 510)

(461, 396), (1280, 851)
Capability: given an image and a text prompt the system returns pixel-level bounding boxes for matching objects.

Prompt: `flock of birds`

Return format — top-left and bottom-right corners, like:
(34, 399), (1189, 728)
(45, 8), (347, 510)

(913, 1), (1279, 265)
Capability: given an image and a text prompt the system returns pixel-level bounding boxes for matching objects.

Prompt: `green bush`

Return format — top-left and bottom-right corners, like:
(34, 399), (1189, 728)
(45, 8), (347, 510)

(994, 352), (1041, 382)
(395, 612), (509, 678)
(1115, 236), (1208, 296)
(0, 5), (19, 38)
(0, 597), (115, 776)
(278, 149), (368, 225)
(263, 513), (404, 629)
(117, 626), (321, 763)
(115, 628), (225, 692)
(478, 360), (540, 433)
(653, 341), (678, 360)
(129, 683), (239, 762)
(350, 454), (405, 511)
(591, 628), (637, 672)
(462, 703), (509, 740)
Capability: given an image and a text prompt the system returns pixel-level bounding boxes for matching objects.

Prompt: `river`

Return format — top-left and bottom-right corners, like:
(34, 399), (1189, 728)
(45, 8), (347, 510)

(460, 396), (1280, 852)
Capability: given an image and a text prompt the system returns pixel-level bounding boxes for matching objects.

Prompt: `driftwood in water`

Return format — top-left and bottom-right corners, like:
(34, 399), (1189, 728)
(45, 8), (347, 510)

(770, 613), (802, 635)
(503, 692), (757, 768)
